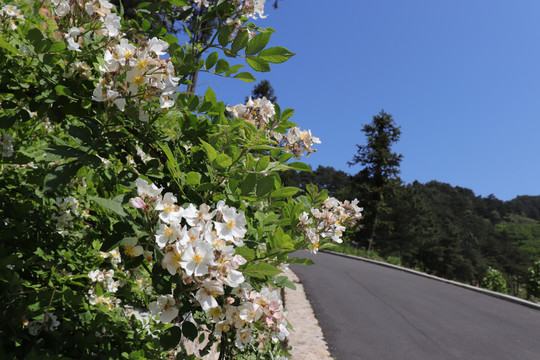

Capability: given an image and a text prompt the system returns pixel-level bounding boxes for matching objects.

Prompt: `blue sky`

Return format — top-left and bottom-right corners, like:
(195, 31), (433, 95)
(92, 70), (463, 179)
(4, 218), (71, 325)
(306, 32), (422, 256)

(196, 0), (540, 201)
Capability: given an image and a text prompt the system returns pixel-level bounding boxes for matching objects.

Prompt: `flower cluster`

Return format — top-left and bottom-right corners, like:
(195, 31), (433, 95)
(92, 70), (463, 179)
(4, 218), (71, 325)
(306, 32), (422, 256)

(188, 0), (267, 21)
(92, 37), (179, 118)
(227, 96), (276, 130)
(1, 133), (13, 157)
(87, 268), (122, 309)
(227, 97), (321, 159)
(274, 127), (321, 159)
(52, 0), (122, 38)
(25, 312), (60, 336)
(1, 4), (24, 30)
(299, 197), (363, 253)
(53, 196), (81, 234)
(217, 285), (289, 349)
(131, 178), (289, 348)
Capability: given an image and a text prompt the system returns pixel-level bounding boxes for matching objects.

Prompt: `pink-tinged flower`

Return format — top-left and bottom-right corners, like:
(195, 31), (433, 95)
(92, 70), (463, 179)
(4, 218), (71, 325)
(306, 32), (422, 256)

(129, 197), (146, 208)
(149, 294), (178, 323)
(195, 279), (224, 311)
(180, 241), (214, 277)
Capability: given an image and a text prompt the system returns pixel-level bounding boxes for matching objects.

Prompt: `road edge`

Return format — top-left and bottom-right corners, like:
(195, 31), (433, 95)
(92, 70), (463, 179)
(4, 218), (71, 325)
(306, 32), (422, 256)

(322, 249), (540, 311)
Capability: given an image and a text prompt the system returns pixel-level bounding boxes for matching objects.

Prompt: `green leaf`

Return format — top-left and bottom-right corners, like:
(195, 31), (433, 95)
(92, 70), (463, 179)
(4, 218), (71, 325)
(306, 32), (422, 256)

(204, 87), (216, 104)
(185, 171), (201, 185)
(233, 71), (256, 82)
(287, 257), (315, 265)
(213, 153), (232, 169)
(160, 326), (182, 350)
(187, 95), (199, 110)
(43, 162), (81, 193)
(231, 30), (249, 53)
(199, 140), (217, 161)
(258, 46), (295, 63)
(48, 42), (66, 52)
(162, 34), (178, 44)
(89, 196), (127, 217)
(1, 109), (29, 129)
(0, 35), (18, 54)
(281, 108), (294, 121)
(274, 276), (296, 290)
(245, 32), (271, 55)
(142, 19), (151, 32)
(225, 64), (244, 76)
(205, 51), (218, 70)
(55, 85), (73, 98)
(241, 173), (256, 195)
(242, 263), (281, 279)
(287, 162), (311, 172)
(235, 246), (255, 261)
(246, 57), (270, 72)
(256, 156), (270, 172)
(256, 176), (275, 197)
(218, 25), (231, 47)
(215, 58), (229, 73)
(182, 321), (198, 341)
(271, 187), (300, 199)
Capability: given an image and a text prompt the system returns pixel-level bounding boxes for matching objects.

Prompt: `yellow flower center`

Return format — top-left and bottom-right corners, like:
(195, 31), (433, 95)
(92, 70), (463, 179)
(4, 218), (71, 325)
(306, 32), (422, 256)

(123, 245), (136, 258)
(164, 204), (174, 213)
(193, 253), (203, 264)
(226, 219), (235, 229)
(164, 227), (173, 237)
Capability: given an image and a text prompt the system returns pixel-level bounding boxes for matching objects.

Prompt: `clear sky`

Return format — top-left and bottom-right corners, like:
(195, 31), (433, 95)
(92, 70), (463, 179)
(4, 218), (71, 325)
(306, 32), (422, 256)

(195, 0), (540, 201)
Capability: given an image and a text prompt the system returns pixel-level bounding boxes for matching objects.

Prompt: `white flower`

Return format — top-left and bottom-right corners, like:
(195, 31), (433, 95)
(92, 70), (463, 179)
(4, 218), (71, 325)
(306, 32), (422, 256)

(103, 13), (121, 37)
(148, 37), (168, 56)
(155, 223), (182, 248)
(214, 207), (247, 245)
(135, 178), (163, 198)
(161, 242), (184, 275)
(156, 192), (183, 224)
(235, 327), (252, 349)
(55, 0), (70, 17)
(180, 241), (214, 277)
(239, 302), (262, 323)
(121, 237), (144, 258)
(66, 37), (81, 52)
(149, 294), (178, 323)
(195, 279), (224, 311)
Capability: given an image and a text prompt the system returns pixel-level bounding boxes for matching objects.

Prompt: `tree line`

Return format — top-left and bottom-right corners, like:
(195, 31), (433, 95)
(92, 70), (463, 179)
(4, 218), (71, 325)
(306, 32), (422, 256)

(280, 111), (540, 298)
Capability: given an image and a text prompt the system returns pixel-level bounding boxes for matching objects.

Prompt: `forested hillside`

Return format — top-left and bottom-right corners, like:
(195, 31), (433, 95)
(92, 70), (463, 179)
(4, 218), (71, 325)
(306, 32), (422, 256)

(282, 167), (540, 296)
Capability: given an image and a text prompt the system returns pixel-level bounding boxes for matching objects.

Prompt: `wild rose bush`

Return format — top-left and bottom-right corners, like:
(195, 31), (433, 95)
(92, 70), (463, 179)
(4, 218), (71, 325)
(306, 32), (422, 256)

(0, 1), (362, 359)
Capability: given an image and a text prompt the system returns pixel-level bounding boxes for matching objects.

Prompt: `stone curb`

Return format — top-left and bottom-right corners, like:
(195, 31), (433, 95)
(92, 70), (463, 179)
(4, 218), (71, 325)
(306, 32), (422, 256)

(322, 249), (540, 311)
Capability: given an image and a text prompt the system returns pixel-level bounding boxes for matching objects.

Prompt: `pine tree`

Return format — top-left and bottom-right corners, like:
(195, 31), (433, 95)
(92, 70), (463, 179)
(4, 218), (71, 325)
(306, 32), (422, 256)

(349, 110), (403, 251)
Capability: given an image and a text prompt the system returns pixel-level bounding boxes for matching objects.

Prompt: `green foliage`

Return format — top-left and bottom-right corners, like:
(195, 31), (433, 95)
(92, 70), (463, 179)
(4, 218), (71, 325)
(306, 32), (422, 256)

(0, 1), (328, 359)
(526, 260), (540, 298)
(482, 267), (508, 294)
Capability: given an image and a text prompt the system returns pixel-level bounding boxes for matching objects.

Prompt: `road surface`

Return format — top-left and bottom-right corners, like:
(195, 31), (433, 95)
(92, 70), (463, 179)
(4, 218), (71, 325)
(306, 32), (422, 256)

(290, 251), (540, 360)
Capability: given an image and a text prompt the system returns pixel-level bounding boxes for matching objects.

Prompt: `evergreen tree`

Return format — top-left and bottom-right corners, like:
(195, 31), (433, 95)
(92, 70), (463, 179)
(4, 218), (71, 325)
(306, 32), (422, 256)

(246, 80), (278, 103)
(349, 110), (403, 250)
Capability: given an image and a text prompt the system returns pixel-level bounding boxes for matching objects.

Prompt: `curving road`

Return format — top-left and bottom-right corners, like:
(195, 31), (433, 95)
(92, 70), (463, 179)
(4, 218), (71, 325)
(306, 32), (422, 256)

(290, 251), (540, 360)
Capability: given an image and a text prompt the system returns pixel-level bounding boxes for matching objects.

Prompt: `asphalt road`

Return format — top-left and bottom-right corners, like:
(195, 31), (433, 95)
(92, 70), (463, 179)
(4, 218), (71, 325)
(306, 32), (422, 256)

(290, 251), (540, 360)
